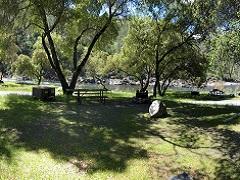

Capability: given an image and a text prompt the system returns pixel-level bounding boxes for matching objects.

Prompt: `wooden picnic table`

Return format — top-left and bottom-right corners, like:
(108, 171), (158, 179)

(67, 88), (109, 104)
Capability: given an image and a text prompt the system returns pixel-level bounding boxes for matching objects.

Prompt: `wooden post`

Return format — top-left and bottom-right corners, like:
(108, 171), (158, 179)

(100, 90), (102, 103)
(77, 90), (81, 104)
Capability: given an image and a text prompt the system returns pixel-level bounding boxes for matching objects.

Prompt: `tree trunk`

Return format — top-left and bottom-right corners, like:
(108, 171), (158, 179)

(158, 77), (172, 97)
(139, 78), (144, 92)
(42, 39), (69, 93)
(158, 83), (167, 97)
(45, 33), (70, 93)
(38, 3), (113, 94)
(153, 61), (160, 97)
(158, 81), (163, 96)
(69, 18), (112, 91)
(153, 32), (194, 97)
(37, 76), (42, 85)
(142, 73), (151, 92)
(162, 83), (170, 96)
(229, 62), (235, 80)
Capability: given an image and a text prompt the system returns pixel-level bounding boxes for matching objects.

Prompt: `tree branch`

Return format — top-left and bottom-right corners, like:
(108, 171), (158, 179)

(49, 0), (64, 33)
(73, 26), (96, 70)
(41, 33), (56, 70)
(158, 32), (195, 64)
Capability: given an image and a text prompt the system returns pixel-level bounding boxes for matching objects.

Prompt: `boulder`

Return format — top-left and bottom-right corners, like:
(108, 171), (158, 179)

(149, 100), (167, 118)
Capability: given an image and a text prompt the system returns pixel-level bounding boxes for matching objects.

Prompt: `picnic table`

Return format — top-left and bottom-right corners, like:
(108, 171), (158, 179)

(67, 88), (109, 104)
(209, 88), (224, 96)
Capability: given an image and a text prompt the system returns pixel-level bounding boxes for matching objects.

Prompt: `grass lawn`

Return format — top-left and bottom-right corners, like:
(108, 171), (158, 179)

(0, 82), (61, 95)
(0, 82), (34, 92)
(164, 90), (240, 101)
(0, 92), (240, 179)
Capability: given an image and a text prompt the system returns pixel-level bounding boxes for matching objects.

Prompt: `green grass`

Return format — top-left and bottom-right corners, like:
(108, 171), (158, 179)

(0, 82), (34, 92)
(164, 90), (239, 101)
(0, 90), (240, 179)
(0, 82), (62, 95)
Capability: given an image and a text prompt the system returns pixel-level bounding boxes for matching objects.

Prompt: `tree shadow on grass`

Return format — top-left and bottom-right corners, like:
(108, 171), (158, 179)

(151, 100), (240, 179)
(165, 99), (240, 120)
(212, 128), (240, 179)
(2, 95), (240, 178)
(0, 95), (149, 173)
(168, 91), (236, 101)
(0, 129), (13, 160)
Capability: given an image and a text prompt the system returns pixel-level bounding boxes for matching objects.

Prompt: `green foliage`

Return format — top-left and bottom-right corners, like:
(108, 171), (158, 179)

(32, 49), (48, 68)
(168, 44), (208, 83)
(12, 46), (50, 84)
(0, 0), (20, 29)
(0, 32), (18, 63)
(116, 16), (208, 93)
(16, 30), (38, 56)
(208, 31), (240, 81)
(12, 54), (34, 77)
(0, 0), (131, 92)
(134, 0), (217, 96)
(115, 17), (155, 91)
(121, 18), (155, 73)
(110, 21), (129, 53)
(87, 50), (112, 78)
(1, 0), (240, 93)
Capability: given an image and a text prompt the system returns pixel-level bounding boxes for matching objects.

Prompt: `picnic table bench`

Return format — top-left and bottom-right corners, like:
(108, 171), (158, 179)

(67, 88), (109, 104)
